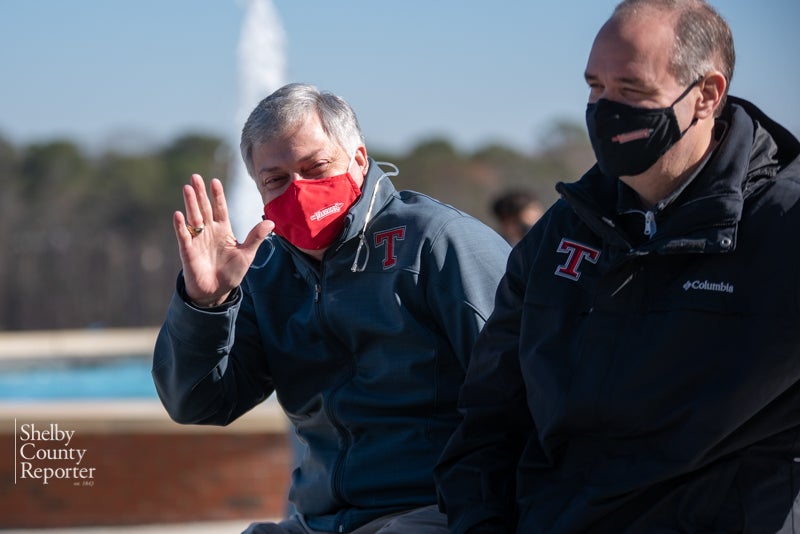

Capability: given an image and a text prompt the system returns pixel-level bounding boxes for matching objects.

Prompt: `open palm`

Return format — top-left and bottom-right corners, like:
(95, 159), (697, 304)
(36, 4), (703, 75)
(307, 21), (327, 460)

(173, 174), (273, 307)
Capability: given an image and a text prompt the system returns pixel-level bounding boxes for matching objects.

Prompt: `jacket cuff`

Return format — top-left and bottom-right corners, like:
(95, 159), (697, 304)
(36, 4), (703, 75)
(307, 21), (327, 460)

(176, 272), (241, 312)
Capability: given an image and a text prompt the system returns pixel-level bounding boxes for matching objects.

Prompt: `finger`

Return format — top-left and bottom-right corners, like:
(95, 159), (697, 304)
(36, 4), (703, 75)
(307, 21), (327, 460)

(183, 181), (204, 228)
(209, 178), (229, 223)
(172, 210), (193, 253)
(240, 219), (275, 251)
(191, 174), (213, 224)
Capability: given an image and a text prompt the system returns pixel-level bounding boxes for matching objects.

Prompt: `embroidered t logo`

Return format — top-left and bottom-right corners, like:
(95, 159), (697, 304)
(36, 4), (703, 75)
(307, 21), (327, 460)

(555, 238), (600, 281)
(375, 226), (406, 269)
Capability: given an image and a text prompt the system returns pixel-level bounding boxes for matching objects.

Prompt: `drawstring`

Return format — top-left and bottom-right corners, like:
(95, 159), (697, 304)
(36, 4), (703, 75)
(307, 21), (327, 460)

(351, 162), (399, 272)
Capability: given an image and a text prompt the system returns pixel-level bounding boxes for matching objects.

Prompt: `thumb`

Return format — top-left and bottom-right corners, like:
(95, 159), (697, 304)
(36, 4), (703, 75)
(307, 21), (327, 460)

(240, 219), (276, 251)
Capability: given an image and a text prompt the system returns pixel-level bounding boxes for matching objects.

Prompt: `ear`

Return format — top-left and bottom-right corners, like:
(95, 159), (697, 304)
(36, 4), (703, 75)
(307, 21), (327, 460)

(695, 71), (727, 119)
(354, 145), (369, 176)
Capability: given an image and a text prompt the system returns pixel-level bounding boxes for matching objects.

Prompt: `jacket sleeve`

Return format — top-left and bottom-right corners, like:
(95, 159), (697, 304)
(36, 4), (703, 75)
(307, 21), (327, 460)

(423, 215), (511, 372)
(435, 242), (535, 534)
(151, 274), (274, 425)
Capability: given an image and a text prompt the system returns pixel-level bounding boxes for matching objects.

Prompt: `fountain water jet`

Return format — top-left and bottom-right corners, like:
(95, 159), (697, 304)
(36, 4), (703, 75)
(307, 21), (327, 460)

(229, 0), (286, 239)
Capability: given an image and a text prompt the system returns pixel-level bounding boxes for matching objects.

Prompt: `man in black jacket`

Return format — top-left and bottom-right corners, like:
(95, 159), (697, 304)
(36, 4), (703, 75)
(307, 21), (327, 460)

(435, 0), (800, 532)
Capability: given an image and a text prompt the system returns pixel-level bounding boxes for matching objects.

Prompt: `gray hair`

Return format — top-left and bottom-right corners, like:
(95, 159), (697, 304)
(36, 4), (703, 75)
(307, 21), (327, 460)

(240, 83), (365, 178)
(612, 0), (735, 113)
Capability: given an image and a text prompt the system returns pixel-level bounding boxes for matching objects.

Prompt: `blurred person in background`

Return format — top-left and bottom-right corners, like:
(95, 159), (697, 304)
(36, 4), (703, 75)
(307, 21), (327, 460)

(152, 83), (510, 534)
(490, 189), (544, 245)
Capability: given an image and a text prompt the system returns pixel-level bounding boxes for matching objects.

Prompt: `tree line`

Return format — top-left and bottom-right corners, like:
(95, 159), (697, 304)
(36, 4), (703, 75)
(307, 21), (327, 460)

(0, 121), (594, 331)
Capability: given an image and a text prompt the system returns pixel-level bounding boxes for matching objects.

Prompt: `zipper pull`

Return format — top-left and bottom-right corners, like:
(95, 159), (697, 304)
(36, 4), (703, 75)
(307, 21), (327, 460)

(314, 283), (321, 303)
(643, 211), (656, 238)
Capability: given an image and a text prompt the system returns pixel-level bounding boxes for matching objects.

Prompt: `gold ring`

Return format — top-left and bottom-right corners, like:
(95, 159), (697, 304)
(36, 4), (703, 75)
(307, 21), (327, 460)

(186, 224), (204, 237)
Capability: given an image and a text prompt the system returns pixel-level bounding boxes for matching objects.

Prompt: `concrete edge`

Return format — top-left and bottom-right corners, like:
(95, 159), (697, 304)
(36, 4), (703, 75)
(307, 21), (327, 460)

(0, 328), (160, 363)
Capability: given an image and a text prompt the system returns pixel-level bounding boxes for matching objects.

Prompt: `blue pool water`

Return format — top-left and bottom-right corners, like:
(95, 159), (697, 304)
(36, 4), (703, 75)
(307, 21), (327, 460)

(0, 357), (157, 401)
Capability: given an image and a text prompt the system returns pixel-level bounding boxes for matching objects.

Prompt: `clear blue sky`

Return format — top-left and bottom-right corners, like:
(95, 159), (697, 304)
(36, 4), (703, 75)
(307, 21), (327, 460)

(1, 0), (798, 156)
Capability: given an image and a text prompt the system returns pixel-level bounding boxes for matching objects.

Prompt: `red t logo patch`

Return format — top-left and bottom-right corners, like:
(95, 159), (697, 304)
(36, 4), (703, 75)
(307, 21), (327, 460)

(375, 226), (406, 269)
(555, 238), (600, 281)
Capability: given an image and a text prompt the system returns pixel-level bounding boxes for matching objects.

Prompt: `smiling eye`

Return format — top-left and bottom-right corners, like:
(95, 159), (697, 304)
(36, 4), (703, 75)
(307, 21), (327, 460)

(260, 174), (288, 191)
(586, 80), (604, 95)
(304, 161), (331, 177)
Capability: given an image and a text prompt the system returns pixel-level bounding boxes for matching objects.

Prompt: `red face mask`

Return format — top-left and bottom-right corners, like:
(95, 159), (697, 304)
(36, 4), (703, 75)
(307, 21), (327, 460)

(264, 169), (362, 250)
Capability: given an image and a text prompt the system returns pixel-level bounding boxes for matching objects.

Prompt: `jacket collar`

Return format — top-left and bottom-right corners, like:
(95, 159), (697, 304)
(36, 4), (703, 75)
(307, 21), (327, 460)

(557, 96), (796, 255)
(339, 157), (398, 243)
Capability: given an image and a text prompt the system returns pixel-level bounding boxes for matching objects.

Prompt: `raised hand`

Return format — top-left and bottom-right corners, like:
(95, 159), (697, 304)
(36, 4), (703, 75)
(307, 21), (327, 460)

(173, 174), (274, 307)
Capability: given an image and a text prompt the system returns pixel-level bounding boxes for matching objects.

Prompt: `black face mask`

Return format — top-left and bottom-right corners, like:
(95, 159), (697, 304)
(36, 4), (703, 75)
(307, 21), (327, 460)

(585, 79), (700, 177)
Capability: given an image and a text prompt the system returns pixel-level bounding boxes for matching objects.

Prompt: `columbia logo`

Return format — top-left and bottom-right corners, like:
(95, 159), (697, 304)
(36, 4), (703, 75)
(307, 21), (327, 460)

(309, 202), (345, 221)
(682, 280), (734, 294)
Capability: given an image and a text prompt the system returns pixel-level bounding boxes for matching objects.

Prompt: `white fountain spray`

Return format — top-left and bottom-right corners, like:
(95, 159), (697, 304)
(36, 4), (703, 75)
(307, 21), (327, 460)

(228, 0), (286, 239)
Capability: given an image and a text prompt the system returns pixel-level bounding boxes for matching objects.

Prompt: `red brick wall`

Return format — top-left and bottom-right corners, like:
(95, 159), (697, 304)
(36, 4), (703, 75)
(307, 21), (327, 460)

(0, 431), (291, 528)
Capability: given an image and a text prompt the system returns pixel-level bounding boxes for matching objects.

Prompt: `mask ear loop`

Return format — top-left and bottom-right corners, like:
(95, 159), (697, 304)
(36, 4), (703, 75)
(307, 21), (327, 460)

(672, 77), (704, 138)
(350, 162), (399, 273)
(249, 233), (276, 270)
(670, 76), (704, 107)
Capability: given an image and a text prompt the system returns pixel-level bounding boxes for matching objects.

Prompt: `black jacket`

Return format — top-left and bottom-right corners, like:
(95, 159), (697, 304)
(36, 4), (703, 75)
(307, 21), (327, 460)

(436, 97), (800, 533)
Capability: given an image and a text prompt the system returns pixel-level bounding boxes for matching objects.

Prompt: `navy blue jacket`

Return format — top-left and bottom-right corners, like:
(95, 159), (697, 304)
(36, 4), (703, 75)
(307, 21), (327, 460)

(436, 98), (800, 533)
(152, 160), (510, 532)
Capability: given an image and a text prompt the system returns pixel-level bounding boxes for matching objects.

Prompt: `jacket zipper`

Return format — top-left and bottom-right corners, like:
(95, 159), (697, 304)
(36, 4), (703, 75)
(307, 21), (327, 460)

(643, 210), (656, 237)
(619, 208), (657, 239)
(312, 265), (352, 513)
